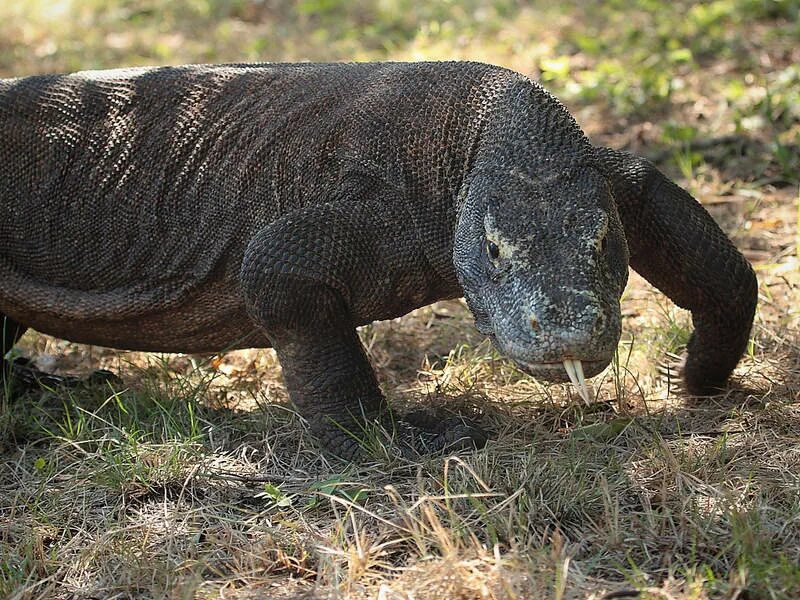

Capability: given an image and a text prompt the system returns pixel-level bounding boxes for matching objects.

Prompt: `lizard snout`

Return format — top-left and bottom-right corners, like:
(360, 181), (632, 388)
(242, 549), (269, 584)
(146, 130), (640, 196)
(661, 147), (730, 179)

(528, 290), (610, 355)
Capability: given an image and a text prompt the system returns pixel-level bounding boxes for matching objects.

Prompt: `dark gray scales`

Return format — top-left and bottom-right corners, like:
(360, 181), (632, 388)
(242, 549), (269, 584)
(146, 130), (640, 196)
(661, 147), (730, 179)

(0, 62), (757, 458)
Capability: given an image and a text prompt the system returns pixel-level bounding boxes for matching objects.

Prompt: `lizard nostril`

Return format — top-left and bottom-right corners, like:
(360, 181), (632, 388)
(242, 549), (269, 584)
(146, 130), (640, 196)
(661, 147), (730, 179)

(530, 315), (540, 331)
(592, 311), (606, 334)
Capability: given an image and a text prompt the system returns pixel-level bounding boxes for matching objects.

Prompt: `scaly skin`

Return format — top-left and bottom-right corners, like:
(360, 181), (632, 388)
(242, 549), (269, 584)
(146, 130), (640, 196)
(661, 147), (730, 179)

(0, 62), (757, 458)
(594, 148), (758, 394)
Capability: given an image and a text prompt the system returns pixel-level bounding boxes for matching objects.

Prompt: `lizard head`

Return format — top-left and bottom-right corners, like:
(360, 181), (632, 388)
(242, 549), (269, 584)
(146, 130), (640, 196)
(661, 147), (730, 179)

(453, 163), (629, 396)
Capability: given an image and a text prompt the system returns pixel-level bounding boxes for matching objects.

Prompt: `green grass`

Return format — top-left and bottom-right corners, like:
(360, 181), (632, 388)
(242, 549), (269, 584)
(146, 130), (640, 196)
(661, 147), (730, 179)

(2, 1), (800, 598)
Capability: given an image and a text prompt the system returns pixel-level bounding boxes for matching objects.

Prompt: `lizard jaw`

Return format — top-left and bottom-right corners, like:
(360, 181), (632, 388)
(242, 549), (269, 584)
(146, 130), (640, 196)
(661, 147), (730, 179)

(518, 359), (607, 405)
(485, 333), (606, 403)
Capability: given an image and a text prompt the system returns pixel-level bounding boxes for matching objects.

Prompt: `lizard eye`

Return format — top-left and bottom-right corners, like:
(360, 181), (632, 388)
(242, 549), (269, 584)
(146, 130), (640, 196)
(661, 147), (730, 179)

(600, 235), (608, 253)
(486, 240), (500, 260)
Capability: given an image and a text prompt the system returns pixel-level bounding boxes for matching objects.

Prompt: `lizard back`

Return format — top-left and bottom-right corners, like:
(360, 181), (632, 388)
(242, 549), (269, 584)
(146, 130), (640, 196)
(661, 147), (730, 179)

(0, 62), (506, 351)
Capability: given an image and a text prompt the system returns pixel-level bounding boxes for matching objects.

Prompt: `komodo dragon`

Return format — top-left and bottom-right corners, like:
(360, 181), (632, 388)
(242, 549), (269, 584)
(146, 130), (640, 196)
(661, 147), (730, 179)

(0, 62), (757, 459)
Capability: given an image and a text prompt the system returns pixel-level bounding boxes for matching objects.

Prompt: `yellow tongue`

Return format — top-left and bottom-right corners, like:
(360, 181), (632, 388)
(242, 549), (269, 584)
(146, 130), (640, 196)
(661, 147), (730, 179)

(563, 359), (590, 405)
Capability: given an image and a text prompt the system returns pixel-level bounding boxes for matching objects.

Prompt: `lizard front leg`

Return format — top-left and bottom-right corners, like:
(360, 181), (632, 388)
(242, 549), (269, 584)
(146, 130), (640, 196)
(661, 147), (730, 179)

(240, 203), (485, 460)
(595, 147), (758, 394)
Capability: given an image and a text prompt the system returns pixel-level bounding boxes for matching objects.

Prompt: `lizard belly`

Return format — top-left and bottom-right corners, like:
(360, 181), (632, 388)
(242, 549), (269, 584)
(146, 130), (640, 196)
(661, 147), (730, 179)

(0, 276), (270, 353)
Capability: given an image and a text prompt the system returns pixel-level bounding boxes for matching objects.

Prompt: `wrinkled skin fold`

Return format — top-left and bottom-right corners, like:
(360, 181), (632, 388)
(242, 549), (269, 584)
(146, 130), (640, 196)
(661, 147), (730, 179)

(0, 62), (757, 459)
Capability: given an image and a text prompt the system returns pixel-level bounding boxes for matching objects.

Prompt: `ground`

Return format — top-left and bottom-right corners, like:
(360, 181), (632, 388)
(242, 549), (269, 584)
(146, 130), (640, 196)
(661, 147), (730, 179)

(1, 1), (799, 598)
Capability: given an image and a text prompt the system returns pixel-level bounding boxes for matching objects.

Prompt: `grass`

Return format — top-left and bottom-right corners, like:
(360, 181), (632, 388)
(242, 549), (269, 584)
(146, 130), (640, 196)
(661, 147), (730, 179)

(2, 1), (800, 598)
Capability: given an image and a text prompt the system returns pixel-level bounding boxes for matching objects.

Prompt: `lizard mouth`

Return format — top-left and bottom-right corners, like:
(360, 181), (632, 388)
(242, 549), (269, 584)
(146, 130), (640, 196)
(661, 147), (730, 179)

(518, 358), (609, 404)
(484, 333), (610, 404)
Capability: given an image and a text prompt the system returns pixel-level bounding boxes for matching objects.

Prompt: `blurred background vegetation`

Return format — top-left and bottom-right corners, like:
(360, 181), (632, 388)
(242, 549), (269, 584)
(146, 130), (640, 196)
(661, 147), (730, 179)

(1, 0), (798, 184)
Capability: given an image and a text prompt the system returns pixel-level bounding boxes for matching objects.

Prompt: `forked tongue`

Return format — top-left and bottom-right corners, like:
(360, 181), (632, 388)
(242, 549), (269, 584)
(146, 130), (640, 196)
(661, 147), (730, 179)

(563, 359), (590, 405)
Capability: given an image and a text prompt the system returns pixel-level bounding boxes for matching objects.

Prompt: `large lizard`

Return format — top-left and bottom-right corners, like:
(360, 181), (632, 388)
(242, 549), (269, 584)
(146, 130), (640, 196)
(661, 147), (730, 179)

(0, 62), (757, 458)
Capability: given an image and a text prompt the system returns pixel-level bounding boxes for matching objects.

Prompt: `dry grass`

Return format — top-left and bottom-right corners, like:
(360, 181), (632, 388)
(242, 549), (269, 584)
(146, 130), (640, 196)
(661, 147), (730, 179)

(2, 1), (799, 598)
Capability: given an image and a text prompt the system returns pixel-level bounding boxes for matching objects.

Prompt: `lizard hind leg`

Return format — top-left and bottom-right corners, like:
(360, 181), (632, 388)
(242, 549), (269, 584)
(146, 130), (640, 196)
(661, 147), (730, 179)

(1, 313), (120, 395)
(2, 314), (26, 359)
(2, 314), (26, 393)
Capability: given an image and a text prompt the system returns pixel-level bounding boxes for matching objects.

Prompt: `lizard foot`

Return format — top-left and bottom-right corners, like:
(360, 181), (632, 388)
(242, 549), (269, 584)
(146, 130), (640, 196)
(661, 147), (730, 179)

(395, 411), (488, 457)
(314, 410), (487, 462)
(3, 357), (122, 396)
